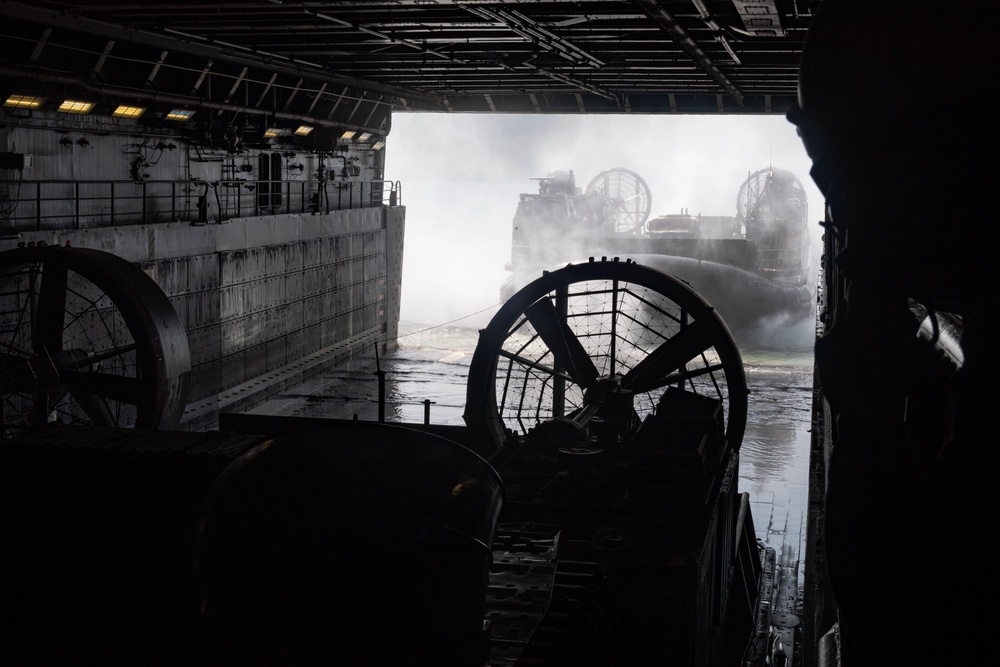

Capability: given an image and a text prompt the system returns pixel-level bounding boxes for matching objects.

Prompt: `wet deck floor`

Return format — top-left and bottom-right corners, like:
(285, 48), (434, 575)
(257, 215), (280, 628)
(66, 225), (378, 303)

(246, 323), (815, 663)
(740, 352), (813, 664)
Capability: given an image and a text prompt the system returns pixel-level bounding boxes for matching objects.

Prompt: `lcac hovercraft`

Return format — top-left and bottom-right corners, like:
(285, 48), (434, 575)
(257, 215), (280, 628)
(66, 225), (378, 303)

(502, 167), (816, 337)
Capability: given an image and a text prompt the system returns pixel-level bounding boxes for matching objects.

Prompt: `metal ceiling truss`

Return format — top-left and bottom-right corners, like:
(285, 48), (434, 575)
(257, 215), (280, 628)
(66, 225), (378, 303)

(0, 1), (817, 123)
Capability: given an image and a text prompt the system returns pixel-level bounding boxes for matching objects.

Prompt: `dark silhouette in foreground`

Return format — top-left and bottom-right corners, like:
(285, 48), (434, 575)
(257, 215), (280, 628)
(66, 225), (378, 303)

(790, 1), (1000, 663)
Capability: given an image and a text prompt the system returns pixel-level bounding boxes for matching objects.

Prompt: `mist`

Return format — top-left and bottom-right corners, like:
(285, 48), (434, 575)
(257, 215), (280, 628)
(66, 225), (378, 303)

(384, 113), (823, 335)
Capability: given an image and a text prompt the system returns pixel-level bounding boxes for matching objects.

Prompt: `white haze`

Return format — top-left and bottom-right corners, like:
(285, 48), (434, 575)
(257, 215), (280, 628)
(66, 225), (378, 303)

(384, 113), (824, 334)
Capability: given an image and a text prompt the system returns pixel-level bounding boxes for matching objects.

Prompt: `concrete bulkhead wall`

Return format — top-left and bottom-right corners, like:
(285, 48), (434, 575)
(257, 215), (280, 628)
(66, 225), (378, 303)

(1, 208), (405, 431)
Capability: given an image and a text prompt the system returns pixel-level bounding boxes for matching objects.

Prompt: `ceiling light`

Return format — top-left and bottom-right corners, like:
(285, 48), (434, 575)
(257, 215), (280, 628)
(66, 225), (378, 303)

(165, 109), (195, 121)
(294, 125), (314, 136)
(340, 130), (356, 140)
(112, 105), (146, 118)
(57, 100), (94, 114)
(264, 128), (282, 138)
(4, 94), (45, 109)
(358, 132), (372, 141)
(371, 141), (385, 150)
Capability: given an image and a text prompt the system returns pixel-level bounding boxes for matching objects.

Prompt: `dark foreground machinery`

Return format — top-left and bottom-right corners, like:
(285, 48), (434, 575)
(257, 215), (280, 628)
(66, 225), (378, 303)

(0, 245), (191, 434)
(463, 258), (772, 665)
(1, 250), (777, 665)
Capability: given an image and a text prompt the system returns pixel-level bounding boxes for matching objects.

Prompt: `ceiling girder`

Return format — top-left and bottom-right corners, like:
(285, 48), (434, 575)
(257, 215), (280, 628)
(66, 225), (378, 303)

(0, 1), (435, 107)
(146, 50), (169, 88)
(0, 1), (816, 119)
(191, 61), (213, 97)
(306, 9), (470, 71)
(30, 27), (52, 63)
(91, 39), (115, 79)
(256, 73), (279, 109)
(462, 6), (605, 69)
(634, 0), (744, 107)
(224, 67), (249, 105)
(0, 63), (380, 133)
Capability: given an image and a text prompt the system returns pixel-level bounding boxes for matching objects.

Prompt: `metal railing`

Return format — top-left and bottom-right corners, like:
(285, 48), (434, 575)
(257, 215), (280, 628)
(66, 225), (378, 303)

(0, 178), (402, 231)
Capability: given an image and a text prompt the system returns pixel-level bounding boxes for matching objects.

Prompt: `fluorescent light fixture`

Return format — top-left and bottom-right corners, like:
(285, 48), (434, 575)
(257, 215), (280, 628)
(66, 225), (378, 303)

(112, 105), (146, 118)
(340, 130), (356, 140)
(358, 132), (372, 141)
(264, 128), (281, 138)
(57, 100), (94, 114)
(371, 141), (385, 150)
(3, 94), (45, 109)
(165, 109), (195, 121)
(294, 125), (314, 136)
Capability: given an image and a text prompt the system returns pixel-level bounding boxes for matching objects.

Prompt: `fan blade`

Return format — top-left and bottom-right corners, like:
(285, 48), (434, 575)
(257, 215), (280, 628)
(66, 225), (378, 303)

(60, 370), (143, 405)
(28, 391), (53, 426)
(525, 297), (600, 388)
(0, 352), (33, 394)
(621, 318), (715, 394)
(498, 349), (577, 384)
(68, 387), (117, 427)
(32, 262), (67, 355)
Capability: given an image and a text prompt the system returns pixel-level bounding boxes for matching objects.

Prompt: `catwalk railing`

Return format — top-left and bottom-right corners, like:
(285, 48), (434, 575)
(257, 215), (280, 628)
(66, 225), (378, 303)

(0, 178), (402, 231)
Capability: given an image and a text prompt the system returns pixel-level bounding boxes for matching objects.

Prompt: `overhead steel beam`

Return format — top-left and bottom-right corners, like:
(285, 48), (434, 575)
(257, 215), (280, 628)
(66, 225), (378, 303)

(0, 1), (438, 107)
(224, 67), (248, 105)
(635, 0), (744, 107)
(326, 86), (350, 120)
(0, 64), (384, 134)
(520, 62), (618, 101)
(306, 83), (327, 116)
(283, 79), (304, 112)
(462, 6), (605, 69)
(91, 40), (115, 79)
(191, 61), (214, 97)
(30, 27), (52, 63)
(459, 4), (618, 101)
(146, 50), (169, 89)
(363, 94), (385, 128)
(306, 9), (474, 67)
(255, 73), (278, 108)
(0, 0), (806, 116)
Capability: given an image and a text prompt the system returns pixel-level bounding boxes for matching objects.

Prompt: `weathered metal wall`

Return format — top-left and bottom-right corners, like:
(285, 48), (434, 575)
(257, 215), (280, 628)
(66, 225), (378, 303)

(0, 112), (386, 229)
(1, 208), (405, 430)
